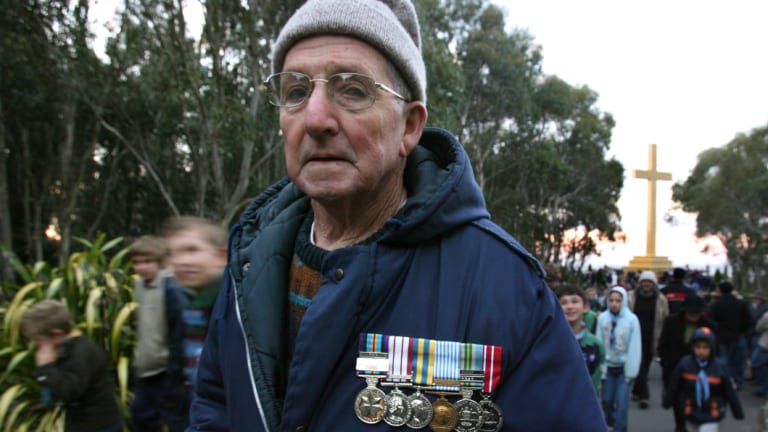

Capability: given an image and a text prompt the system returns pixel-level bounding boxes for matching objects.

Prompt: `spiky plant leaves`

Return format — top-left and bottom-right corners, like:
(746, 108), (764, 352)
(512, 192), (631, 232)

(0, 351), (31, 384)
(44, 278), (65, 300)
(111, 303), (137, 364)
(3, 400), (28, 432)
(85, 287), (104, 339)
(0, 384), (25, 426)
(117, 356), (130, 414)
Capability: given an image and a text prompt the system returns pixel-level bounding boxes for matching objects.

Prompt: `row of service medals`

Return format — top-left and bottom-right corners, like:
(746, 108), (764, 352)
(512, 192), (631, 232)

(354, 334), (503, 432)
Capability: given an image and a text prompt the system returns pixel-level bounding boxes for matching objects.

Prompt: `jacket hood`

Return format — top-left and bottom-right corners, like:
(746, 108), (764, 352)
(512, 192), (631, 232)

(609, 285), (631, 317)
(237, 127), (489, 245)
(690, 326), (717, 347)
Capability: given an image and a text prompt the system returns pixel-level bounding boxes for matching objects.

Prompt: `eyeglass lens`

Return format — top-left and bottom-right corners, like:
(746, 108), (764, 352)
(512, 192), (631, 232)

(268, 73), (378, 110)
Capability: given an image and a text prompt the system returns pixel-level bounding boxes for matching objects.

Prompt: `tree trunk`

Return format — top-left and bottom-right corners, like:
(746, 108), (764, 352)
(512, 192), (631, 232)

(0, 99), (13, 282)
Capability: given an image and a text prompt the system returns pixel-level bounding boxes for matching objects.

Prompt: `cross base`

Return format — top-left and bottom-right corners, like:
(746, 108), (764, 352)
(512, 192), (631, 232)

(625, 256), (673, 274)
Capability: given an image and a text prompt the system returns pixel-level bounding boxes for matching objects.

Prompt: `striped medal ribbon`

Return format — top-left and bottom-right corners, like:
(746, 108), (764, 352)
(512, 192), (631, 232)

(428, 340), (461, 431)
(479, 344), (504, 432)
(407, 337), (436, 429)
(381, 335), (414, 427)
(454, 343), (485, 432)
(354, 333), (389, 424)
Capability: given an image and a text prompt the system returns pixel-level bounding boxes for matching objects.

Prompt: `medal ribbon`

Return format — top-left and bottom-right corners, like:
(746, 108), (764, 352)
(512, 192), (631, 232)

(434, 340), (461, 392)
(357, 332), (389, 376)
(387, 335), (413, 383)
(412, 337), (436, 386)
(461, 342), (485, 389)
(483, 344), (502, 394)
(359, 332), (388, 353)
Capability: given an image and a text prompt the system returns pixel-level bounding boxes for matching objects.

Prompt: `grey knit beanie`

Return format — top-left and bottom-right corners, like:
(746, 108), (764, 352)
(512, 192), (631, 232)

(271, 0), (427, 103)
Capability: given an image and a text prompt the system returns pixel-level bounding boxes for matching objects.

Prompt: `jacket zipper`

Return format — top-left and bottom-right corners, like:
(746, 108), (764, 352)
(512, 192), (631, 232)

(232, 270), (271, 432)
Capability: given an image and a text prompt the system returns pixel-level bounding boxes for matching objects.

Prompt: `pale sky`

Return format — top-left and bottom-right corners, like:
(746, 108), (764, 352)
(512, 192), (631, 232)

(494, 0), (768, 270)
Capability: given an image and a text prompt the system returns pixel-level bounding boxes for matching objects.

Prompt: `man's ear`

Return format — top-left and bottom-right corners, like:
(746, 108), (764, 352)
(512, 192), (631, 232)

(399, 102), (428, 157)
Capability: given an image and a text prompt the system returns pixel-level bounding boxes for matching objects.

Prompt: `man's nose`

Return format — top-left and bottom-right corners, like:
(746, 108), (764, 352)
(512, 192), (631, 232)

(302, 82), (339, 135)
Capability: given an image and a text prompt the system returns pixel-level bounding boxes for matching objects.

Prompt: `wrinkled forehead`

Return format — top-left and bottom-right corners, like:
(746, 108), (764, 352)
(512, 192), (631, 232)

(283, 34), (390, 75)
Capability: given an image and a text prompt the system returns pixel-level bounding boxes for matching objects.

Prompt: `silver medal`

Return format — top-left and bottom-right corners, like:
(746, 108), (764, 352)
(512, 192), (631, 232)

(354, 376), (387, 424)
(454, 388), (484, 432)
(406, 387), (434, 429)
(477, 396), (503, 432)
(383, 387), (413, 427)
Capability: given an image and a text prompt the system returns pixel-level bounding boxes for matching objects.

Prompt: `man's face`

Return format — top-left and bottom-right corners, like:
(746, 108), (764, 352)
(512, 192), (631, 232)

(685, 311), (703, 322)
(608, 292), (623, 314)
(131, 255), (160, 282)
(279, 35), (422, 205)
(559, 294), (586, 325)
(640, 280), (655, 292)
(167, 229), (225, 290)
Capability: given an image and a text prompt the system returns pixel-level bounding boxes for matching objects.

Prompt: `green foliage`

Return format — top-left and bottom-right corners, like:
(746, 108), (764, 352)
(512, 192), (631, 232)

(0, 235), (136, 430)
(673, 124), (768, 289)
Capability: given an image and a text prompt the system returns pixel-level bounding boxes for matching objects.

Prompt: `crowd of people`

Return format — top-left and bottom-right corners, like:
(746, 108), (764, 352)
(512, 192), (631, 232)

(14, 1), (765, 431)
(547, 263), (757, 432)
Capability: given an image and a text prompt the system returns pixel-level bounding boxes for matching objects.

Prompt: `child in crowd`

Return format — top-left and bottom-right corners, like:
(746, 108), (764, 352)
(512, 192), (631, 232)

(128, 235), (190, 432)
(162, 216), (227, 390)
(21, 300), (123, 432)
(663, 326), (744, 431)
(596, 285), (642, 432)
(557, 284), (605, 394)
(586, 285), (605, 312)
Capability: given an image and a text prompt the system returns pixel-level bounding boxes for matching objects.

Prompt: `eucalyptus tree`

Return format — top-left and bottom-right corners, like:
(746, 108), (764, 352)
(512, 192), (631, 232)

(102, 0), (302, 226)
(509, 77), (622, 267)
(0, 0), (115, 267)
(672, 124), (768, 289)
(415, 0), (623, 266)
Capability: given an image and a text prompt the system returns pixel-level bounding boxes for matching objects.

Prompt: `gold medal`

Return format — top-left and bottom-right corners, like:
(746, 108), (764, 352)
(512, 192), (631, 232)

(428, 393), (458, 432)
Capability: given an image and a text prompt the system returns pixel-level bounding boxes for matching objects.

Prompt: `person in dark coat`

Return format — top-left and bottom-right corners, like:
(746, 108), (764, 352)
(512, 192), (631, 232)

(663, 327), (744, 431)
(186, 1), (607, 430)
(708, 281), (752, 389)
(20, 300), (123, 432)
(658, 295), (718, 432)
(661, 267), (696, 315)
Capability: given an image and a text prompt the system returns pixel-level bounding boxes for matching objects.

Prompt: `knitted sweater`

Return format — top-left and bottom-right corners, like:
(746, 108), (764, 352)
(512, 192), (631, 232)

(183, 276), (221, 389)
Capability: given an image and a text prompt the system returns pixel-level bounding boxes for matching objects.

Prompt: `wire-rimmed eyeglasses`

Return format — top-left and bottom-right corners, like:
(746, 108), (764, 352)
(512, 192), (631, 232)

(263, 72), (409, 111)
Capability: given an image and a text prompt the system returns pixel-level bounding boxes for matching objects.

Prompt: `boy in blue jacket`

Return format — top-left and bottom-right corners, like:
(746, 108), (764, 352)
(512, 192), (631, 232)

(663, 326), (744, 431)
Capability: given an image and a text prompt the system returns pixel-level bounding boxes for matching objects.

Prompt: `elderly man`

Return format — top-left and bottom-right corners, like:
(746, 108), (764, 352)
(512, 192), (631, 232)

(188, 1), (605, 430)
(628, 270), (669, 409)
